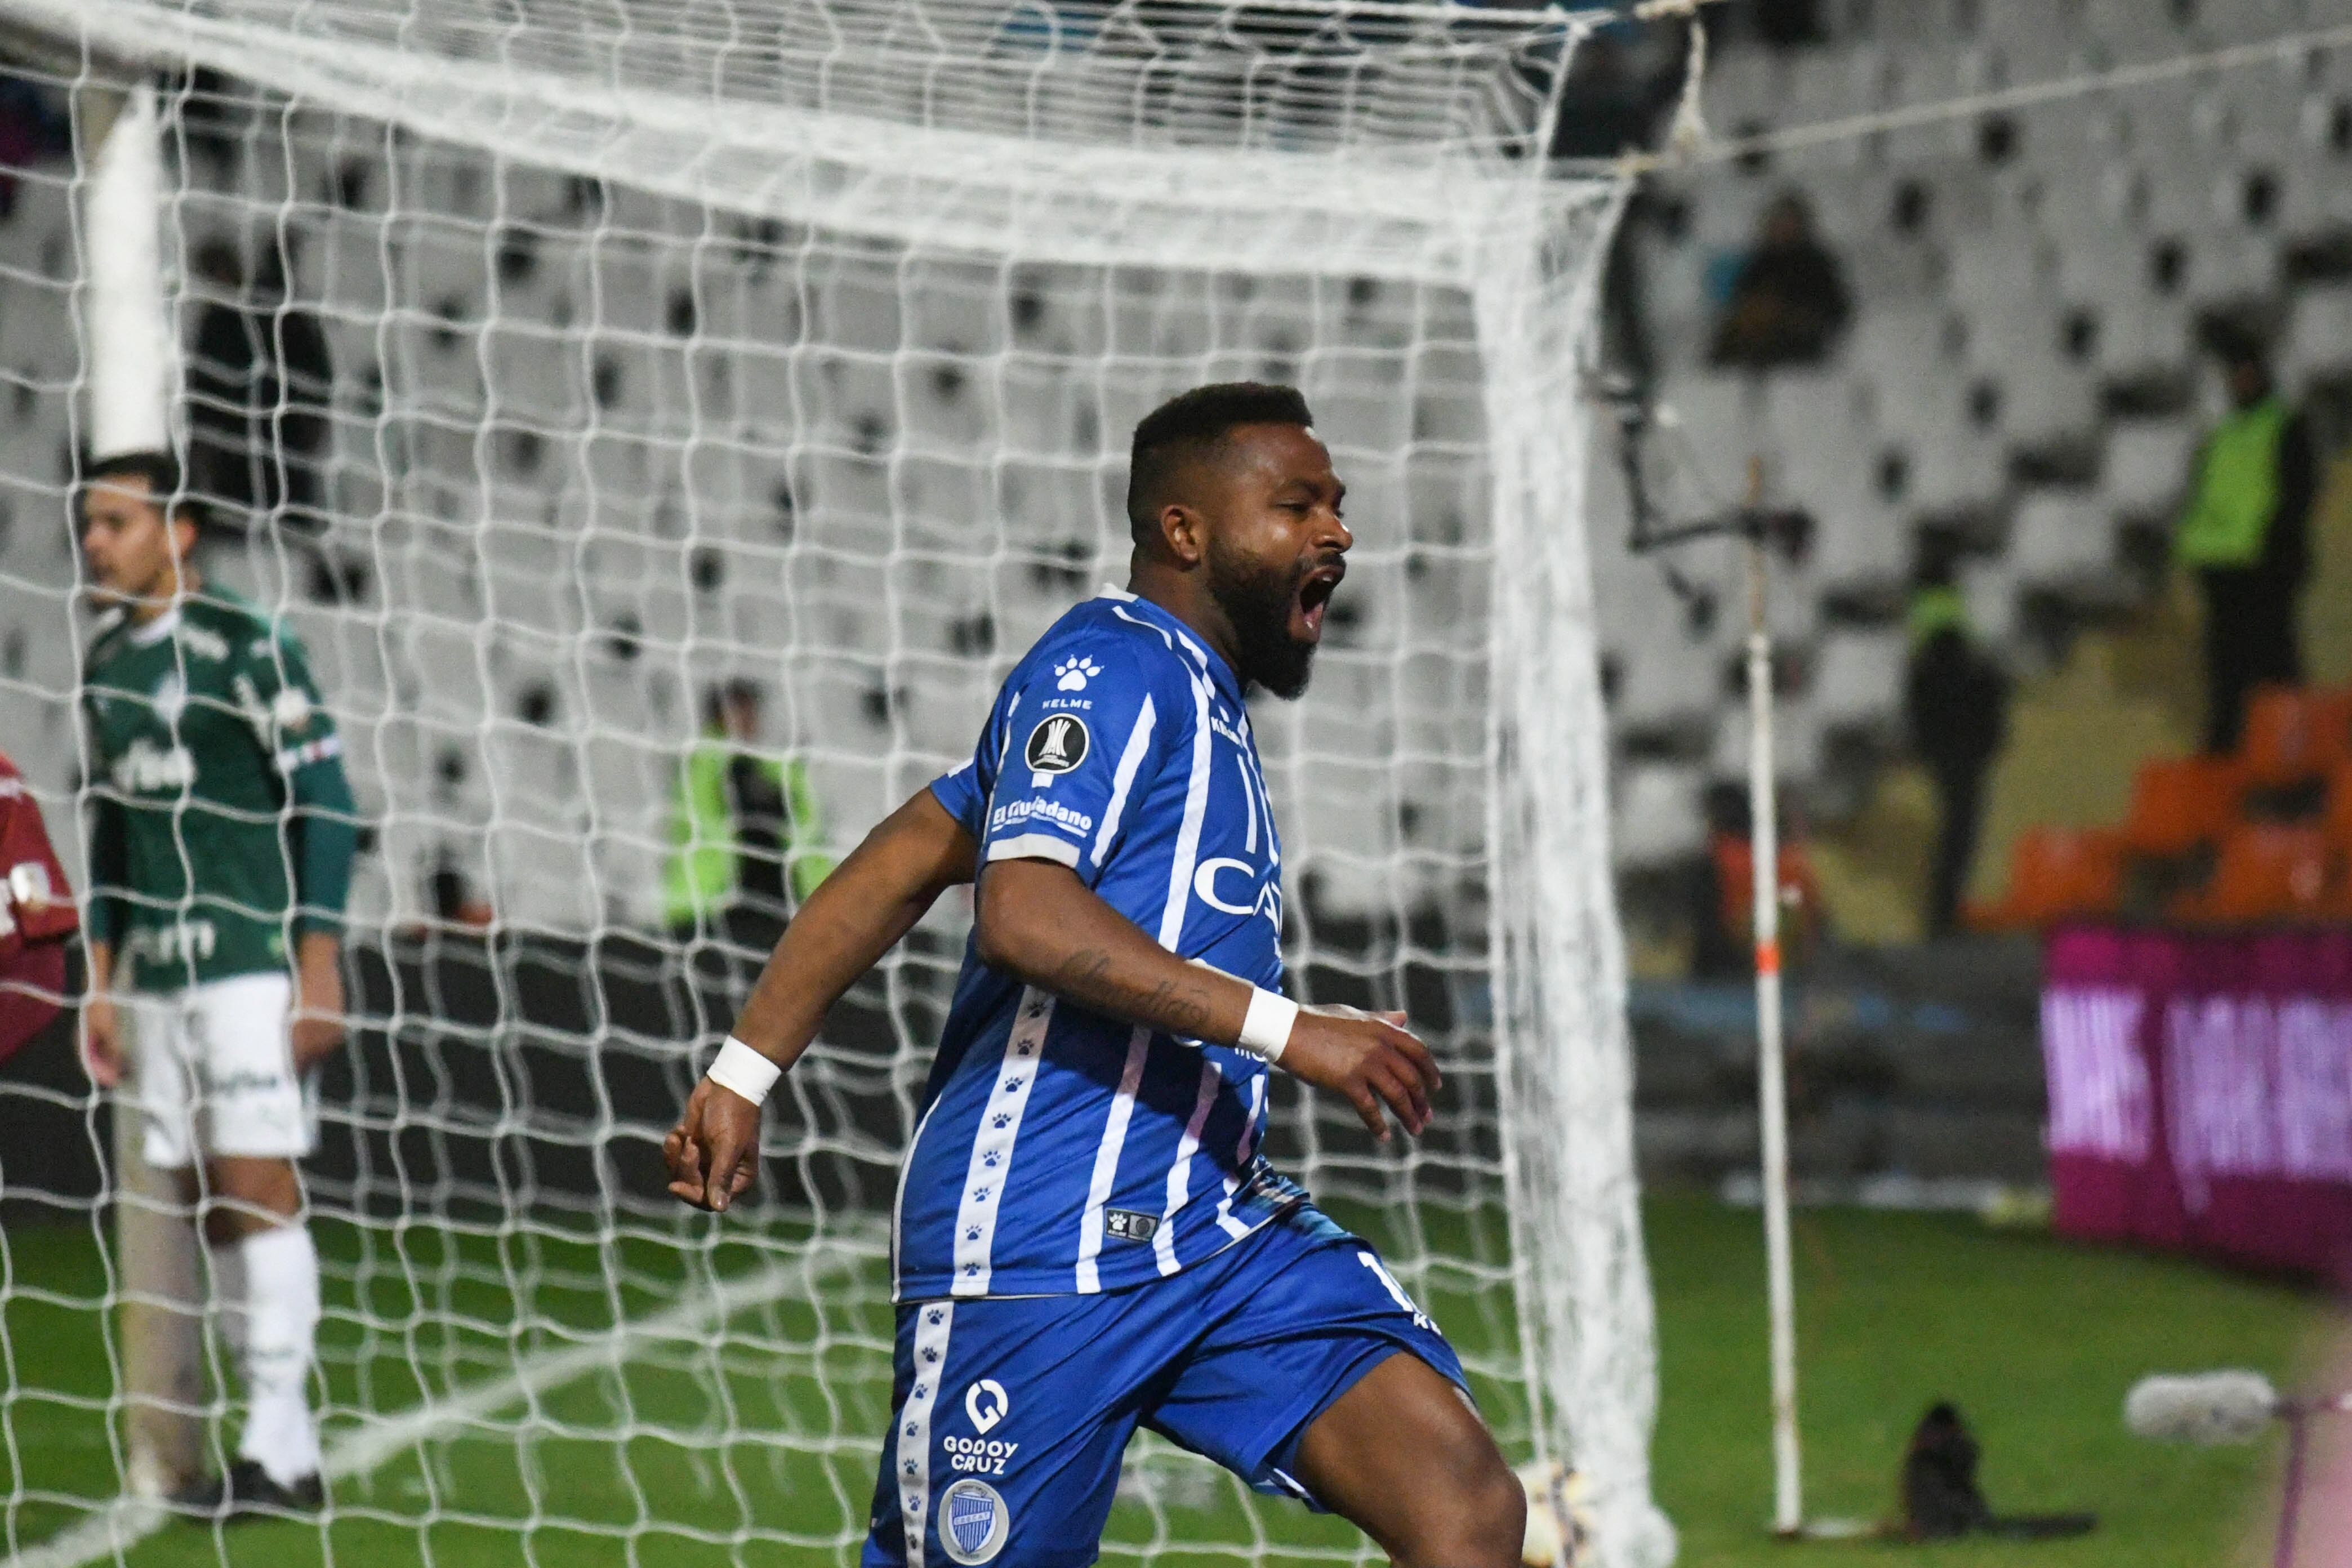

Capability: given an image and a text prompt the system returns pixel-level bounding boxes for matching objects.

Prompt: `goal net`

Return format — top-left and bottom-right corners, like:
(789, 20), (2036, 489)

(0, 1), (1667, 1562)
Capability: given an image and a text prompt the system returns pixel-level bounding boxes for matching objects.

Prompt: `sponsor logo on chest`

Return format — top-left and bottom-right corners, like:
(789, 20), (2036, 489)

(110, 737), (197, 794)
(123, 919), (219, 968)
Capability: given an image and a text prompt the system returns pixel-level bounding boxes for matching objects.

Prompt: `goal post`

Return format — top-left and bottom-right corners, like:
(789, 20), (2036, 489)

(2, 1), (1672, 1562)
(81, 74), (210, 1504)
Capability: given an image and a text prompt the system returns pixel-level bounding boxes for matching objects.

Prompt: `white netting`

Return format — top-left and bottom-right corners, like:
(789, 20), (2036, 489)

(0, 2), (1667, 1563)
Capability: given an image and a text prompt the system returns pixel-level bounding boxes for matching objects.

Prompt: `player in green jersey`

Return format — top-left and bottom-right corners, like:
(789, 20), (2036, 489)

(76, 451), (357, 1519)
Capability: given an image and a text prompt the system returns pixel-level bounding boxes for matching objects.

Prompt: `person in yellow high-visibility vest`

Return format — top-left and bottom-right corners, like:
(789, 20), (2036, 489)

(664, 680), (836, 1043)
(2175, 332), (2316, 754)
(663, 680), (834, 939)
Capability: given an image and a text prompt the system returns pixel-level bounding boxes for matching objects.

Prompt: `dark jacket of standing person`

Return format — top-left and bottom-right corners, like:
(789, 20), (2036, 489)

(187, 242), (334, 528)
(1708, 193), (1852, 371)
(2175, 344), (2314, 754)
(1904, 585), (2010, 938)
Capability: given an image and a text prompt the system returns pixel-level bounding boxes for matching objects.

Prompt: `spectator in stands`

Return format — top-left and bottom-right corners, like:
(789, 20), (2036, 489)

(664, 680), (834, 948)
(2175, 331), (2315, 754)
(1904, 567), (2011, 939)
(1708, 192), (1851, 371)
(187, 240), (335, 531)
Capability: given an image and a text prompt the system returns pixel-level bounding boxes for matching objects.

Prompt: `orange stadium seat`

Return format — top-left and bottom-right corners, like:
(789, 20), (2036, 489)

(2236, 685), (2338, 790)
(2169, 823), (2332, 926)
(2314, 688), (2352, 772)
(1969, 826), (2124, 932)
(2117, 755), (2241, 858)
(2326, 764), (2352, 852)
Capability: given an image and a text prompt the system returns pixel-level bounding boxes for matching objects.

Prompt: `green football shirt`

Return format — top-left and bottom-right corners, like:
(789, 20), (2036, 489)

(82, 589), (343, 991)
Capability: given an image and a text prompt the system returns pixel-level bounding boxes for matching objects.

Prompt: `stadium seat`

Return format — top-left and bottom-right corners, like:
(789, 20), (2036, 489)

(2007, 493), (2115, 594)
(2235, 684), (2344, 790)
(1612, 763), (1706, 870)
(1709, 700), (1825, 787)
(2168, 822), (2331, 926)
(2118, 754), (2242, 857)
(2100, 416), (2196, 519)
(1968, 825), (2124, 931)
(1810, 629), (1906, 732)
(2323, 763), (2352, 853)
(1958, 557), (2020, 647)
(2279, 283), (2352, 392)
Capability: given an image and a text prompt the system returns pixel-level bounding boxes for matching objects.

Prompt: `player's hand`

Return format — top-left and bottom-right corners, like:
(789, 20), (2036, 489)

(665, 1077), (763, 1213)
(81, 996), (125, 1088)
(290, 937), (346, 1074)
(1278, 1005), (1440, 1142)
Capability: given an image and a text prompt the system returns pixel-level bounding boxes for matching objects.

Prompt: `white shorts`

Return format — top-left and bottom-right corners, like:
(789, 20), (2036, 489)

(126, 973), (317, 1169)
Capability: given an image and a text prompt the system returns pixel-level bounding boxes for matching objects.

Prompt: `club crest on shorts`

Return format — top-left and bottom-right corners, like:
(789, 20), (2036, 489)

(939, 1477), (1010, 1563)
(1023, 713), (1089, 777)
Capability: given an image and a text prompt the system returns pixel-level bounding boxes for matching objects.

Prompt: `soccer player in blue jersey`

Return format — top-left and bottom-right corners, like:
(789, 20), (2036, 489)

(664, 384), (1524, 1567)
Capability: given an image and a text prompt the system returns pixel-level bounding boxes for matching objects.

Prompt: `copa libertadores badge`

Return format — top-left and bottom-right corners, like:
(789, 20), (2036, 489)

(939, 1477), (1011, 1563)
(1023, 712), (1089, 777)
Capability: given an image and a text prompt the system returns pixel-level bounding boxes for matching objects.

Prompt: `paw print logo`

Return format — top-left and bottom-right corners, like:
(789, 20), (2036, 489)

(1054, 656), (1102, 692)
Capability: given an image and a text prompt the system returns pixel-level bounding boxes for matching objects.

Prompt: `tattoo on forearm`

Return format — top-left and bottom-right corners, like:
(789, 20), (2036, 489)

(1055, 948), (1218, 1036)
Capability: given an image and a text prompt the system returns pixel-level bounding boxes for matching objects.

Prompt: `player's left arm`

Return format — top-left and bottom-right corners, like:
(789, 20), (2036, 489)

(975, 858), (1437, 1141)
(243, 626), (358, 1072)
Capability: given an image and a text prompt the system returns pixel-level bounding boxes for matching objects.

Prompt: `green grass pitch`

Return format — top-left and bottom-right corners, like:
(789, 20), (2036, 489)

(0, 1193), (2319, 1566)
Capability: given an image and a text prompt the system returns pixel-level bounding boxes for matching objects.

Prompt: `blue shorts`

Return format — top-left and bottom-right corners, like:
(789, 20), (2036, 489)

(862, 1204), (1467, 1568)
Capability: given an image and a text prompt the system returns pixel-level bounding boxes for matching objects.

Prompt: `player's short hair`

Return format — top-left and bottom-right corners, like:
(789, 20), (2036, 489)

(78, 450), (206, 532)
(1126, 381), (1315, 541)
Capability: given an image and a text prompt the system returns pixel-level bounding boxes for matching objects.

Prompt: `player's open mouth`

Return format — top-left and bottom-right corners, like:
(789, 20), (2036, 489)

(1295, 562), (1343, 642)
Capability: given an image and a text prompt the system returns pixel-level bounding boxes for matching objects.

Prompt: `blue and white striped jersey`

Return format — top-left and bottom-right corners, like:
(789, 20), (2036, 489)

(899, 587), (1304, 1301)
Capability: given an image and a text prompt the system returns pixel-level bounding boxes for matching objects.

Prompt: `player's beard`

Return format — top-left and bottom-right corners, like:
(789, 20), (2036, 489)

(1205, 537), (1316, 700)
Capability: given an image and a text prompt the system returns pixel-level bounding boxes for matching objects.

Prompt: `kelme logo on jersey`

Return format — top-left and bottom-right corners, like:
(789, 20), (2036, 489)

(939, 1478), (1010, 1563)
(1023, 714), (1089, 779)
(1103, 1209), (1159, 1244)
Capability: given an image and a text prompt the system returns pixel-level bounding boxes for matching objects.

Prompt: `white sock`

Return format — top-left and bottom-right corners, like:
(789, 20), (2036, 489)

(207, 1239), (250, 1366)
(234, 1223), (323, 1486)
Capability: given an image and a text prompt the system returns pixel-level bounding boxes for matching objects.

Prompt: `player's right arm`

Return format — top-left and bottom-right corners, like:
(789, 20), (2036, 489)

(665, 785), (977, 1211)
(974, 858), (1437, 1143)
(79, 787), (130, 1088)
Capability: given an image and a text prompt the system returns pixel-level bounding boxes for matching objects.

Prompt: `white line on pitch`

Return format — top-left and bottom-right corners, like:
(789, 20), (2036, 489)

(8, 1246), (861, 1568)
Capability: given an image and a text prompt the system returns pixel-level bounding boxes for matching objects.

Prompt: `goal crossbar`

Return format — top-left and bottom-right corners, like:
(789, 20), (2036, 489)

(3, 0), (1613, 284)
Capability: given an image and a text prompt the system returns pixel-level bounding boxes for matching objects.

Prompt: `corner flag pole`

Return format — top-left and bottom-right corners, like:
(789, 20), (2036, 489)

(1741, 458), (1802, 1538)
(1601, 386), (1814, 1538)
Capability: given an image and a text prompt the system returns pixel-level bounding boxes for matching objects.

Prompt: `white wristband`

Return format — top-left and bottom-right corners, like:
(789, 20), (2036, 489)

(707, 1036), (782, 1106)
(1236, 987), (1298, 1064)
